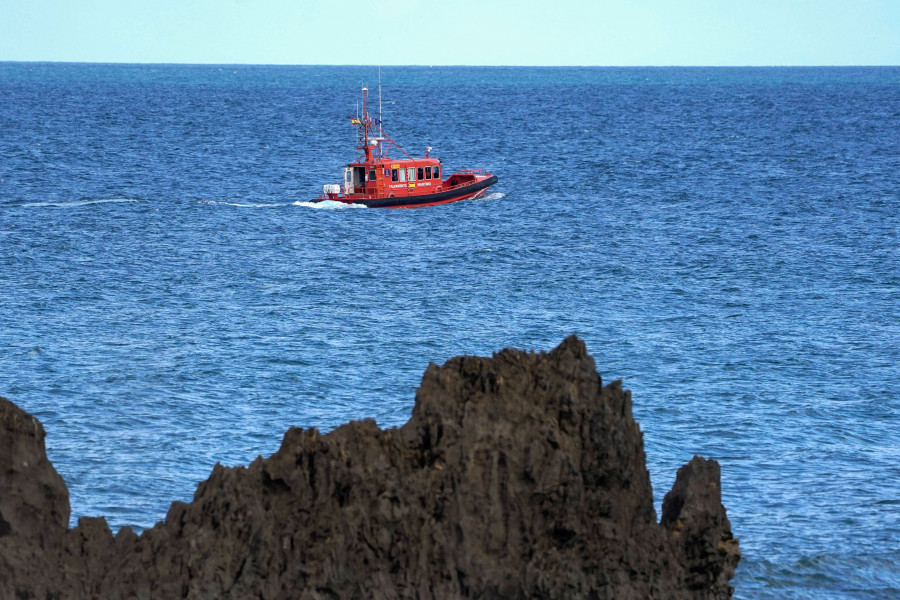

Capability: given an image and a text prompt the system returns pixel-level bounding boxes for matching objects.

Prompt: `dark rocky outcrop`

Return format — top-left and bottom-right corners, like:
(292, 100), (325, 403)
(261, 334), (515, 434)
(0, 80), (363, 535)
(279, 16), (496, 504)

(0, 336), (739, 598)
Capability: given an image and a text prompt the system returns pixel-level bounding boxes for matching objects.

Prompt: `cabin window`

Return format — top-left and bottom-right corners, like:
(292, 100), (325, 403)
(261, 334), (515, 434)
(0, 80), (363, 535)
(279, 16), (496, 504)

(407, 167), (416, 181)
(425, 166), (432, 180)
(399, 168), (406, 182)
(433, 166), (440, 179)
(417, 167), (424, 181)
(369, 169), (376, 182)
(391, 168), (399, 182)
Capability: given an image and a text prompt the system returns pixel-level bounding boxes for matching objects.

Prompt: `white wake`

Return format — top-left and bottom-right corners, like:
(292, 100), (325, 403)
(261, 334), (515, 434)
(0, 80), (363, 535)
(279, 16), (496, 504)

(200, 200), (286, 208)
(20, 198), (140, 208)
(294, 200), (366, 210)
(478, 192), (505, 202)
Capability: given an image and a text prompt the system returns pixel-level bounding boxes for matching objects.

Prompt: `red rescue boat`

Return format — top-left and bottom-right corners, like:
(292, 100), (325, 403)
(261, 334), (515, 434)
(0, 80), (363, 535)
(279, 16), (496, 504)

(314, 86), (497, 208)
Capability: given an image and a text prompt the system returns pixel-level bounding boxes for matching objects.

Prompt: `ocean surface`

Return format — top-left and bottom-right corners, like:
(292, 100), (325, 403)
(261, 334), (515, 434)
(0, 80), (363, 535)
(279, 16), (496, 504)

(1, 64), (898, 598)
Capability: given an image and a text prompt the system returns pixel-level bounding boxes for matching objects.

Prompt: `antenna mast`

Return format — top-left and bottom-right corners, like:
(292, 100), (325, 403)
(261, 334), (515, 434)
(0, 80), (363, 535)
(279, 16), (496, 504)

(378, 66), (382, 125)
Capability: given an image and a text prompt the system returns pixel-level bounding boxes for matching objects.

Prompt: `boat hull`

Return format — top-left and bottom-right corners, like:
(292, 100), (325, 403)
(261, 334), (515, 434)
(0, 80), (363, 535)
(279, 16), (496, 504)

(318, 175), (498, 209)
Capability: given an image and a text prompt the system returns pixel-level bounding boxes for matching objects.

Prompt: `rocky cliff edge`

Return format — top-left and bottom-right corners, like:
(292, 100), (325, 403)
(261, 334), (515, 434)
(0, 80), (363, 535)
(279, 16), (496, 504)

(0, 336), (739, 599)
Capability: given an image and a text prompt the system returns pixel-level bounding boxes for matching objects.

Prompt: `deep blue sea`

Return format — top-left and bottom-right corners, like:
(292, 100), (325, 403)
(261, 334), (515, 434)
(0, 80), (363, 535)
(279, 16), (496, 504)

(1, 64), (898, 598)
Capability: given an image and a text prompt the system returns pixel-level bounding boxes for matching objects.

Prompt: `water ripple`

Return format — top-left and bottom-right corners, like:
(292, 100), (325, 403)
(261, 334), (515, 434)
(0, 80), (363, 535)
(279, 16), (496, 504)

(1, 64), (898, 598)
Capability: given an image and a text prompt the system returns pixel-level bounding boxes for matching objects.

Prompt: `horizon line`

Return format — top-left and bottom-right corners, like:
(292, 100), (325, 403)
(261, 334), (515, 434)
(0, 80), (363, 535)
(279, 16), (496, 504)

(2, 60), (899, 69)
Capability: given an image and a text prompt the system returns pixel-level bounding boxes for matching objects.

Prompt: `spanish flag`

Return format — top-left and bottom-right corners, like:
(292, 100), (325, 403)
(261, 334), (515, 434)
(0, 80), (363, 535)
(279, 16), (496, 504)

(350, 117), (361, 125)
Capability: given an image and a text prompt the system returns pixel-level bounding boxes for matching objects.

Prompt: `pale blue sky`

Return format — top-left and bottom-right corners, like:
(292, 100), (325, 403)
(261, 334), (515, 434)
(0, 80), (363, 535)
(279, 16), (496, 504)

(1, 0), (898, 65)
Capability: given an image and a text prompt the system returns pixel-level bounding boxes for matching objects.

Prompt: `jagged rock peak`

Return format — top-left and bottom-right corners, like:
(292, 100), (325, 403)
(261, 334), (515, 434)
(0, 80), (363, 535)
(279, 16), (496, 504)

(0, 396), (70, 542)
(0, 336), (739, 599)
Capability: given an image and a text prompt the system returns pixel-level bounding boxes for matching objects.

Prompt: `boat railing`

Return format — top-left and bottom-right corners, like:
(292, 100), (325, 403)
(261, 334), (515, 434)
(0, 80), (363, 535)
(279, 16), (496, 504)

(442, 180), (473, 192)
(441, 169), (490, 191)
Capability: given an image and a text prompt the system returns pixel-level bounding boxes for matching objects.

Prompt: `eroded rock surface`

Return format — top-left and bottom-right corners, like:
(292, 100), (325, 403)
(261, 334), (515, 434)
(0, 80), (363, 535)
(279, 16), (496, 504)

(0, 336), (739, 598)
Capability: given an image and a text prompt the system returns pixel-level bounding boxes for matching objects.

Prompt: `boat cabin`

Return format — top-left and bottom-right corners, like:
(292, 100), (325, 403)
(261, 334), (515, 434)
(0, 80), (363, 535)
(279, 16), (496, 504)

(343, 158), (443, 198)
